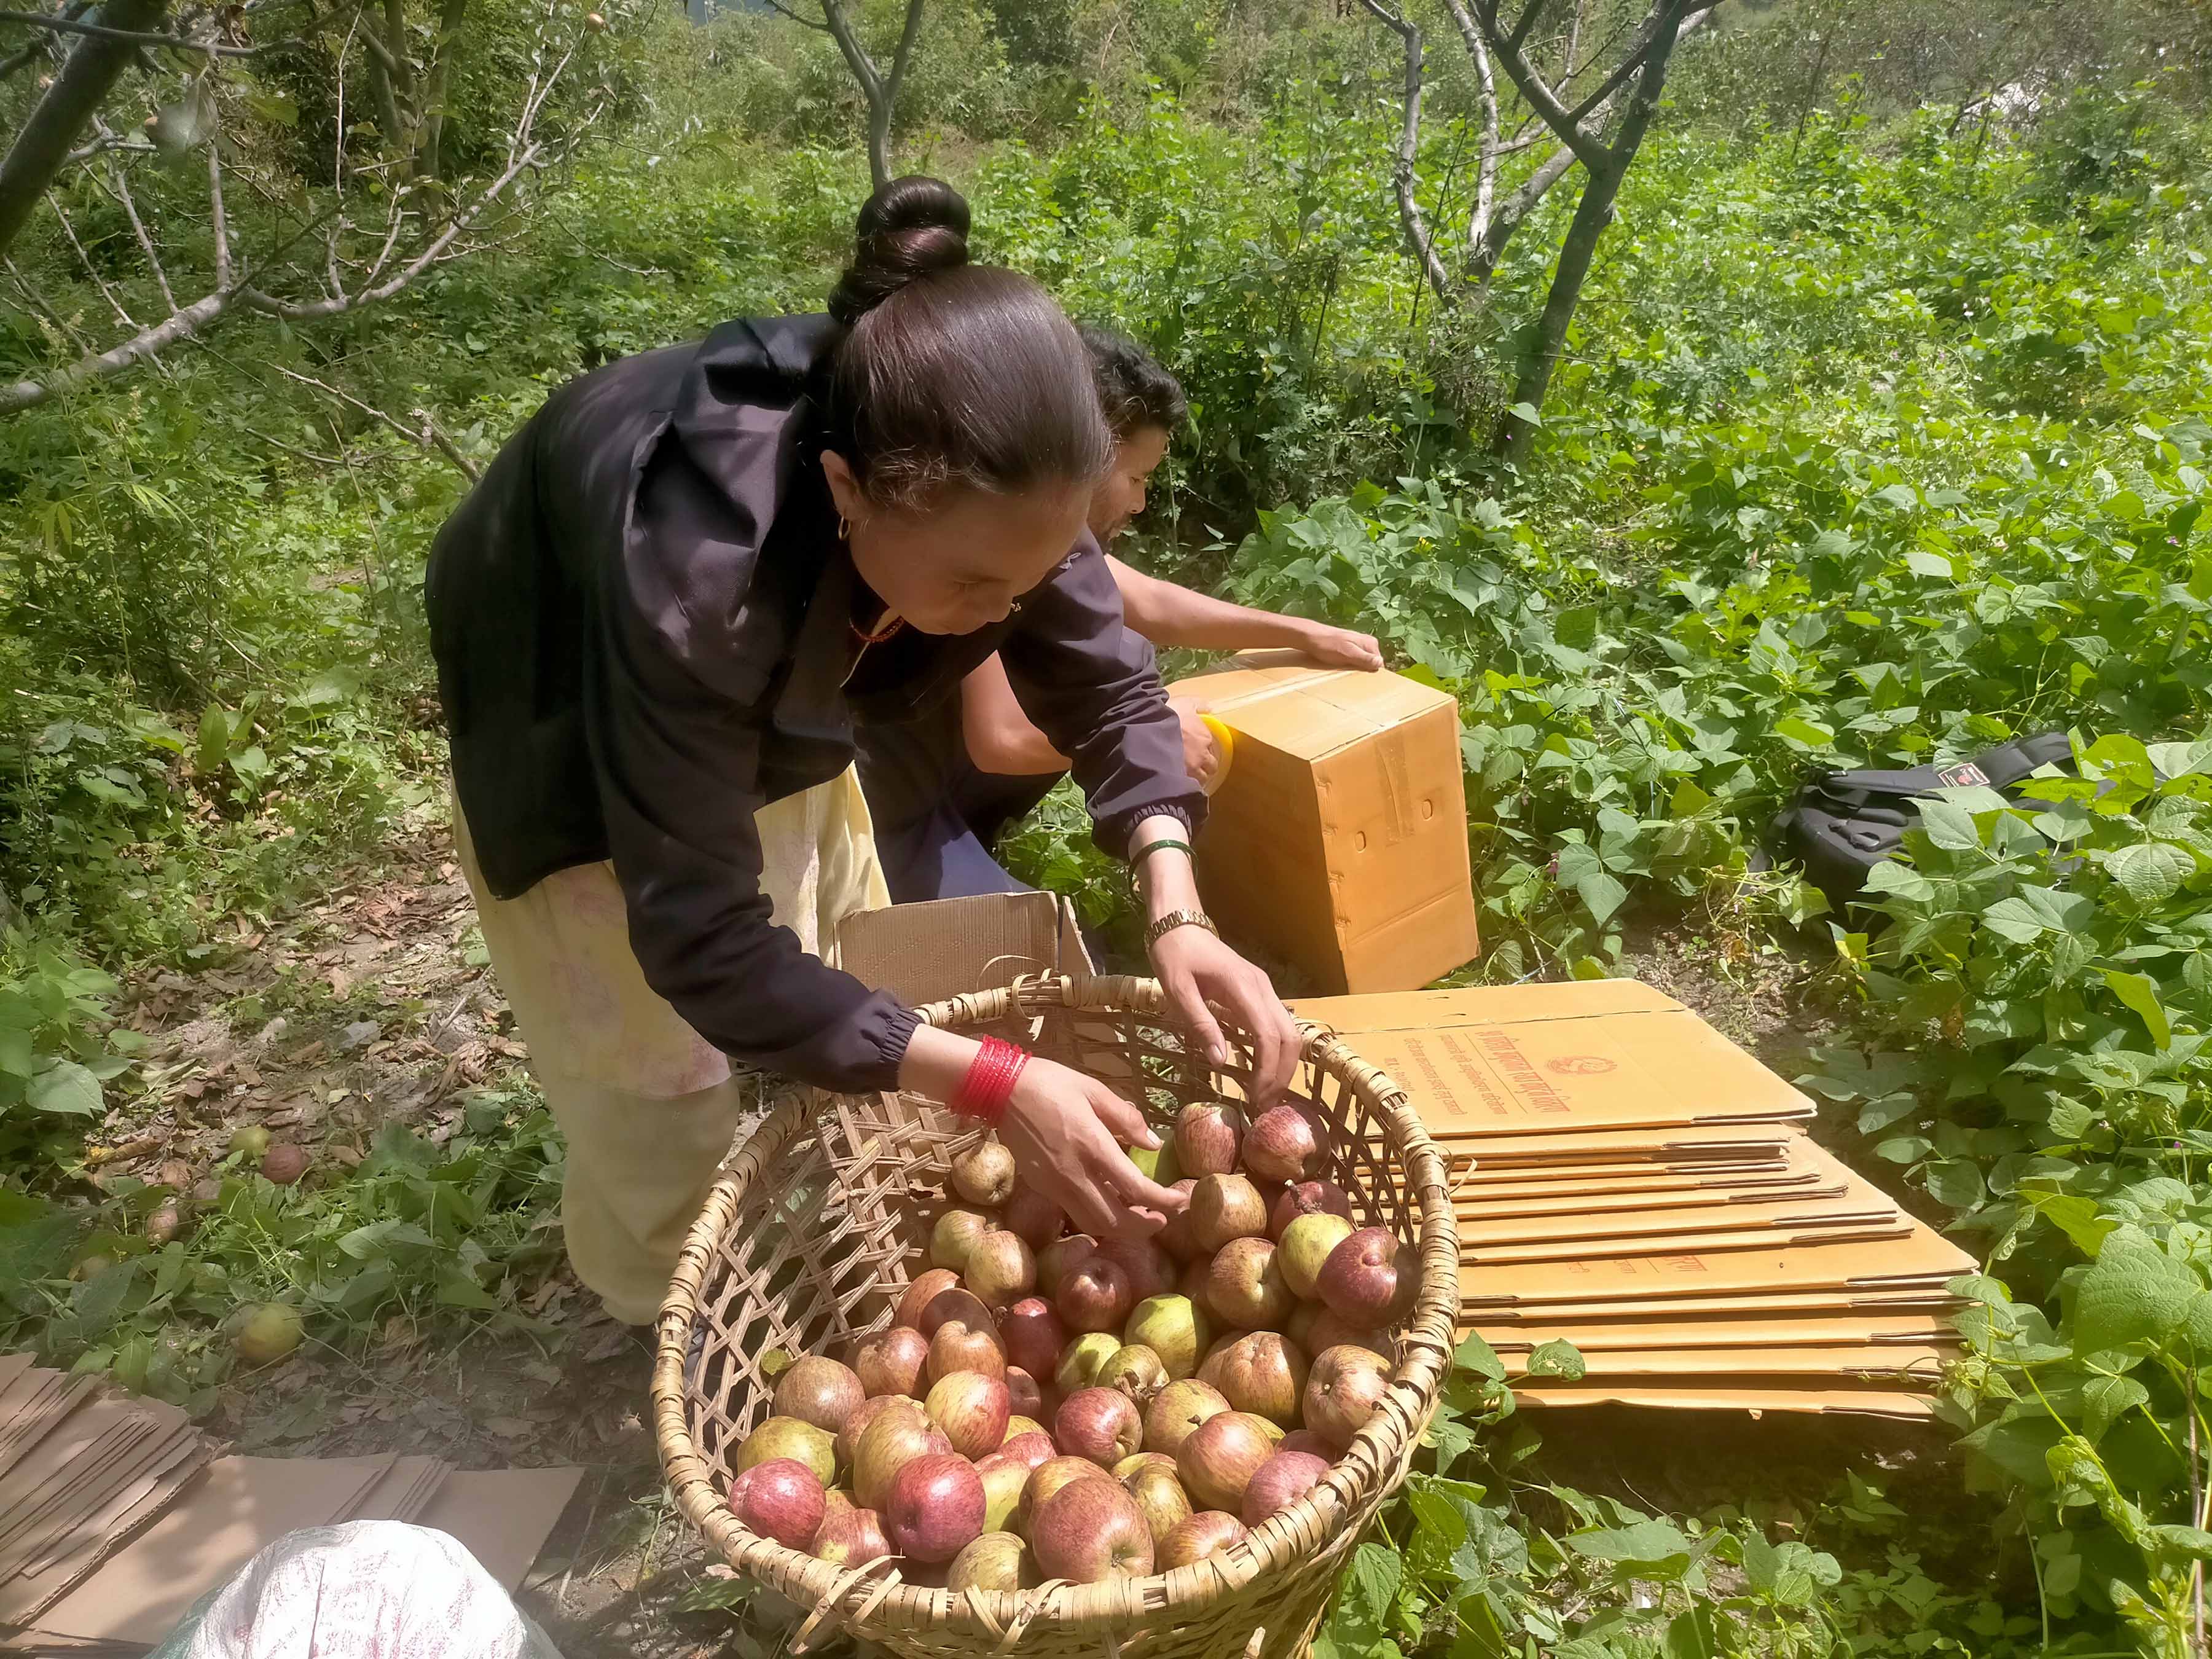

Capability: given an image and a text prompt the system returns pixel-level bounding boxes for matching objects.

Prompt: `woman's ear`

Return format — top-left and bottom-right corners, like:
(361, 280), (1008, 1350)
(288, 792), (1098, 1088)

(819, 450), (866, 528)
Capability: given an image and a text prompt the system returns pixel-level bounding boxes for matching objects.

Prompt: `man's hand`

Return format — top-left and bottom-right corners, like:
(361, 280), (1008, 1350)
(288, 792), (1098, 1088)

(1148, 923), (1301, 1107)
(1168, 695), (1225, 790)
(998, 1057), (1190, 1241)
(1296, 622), (1385, 672)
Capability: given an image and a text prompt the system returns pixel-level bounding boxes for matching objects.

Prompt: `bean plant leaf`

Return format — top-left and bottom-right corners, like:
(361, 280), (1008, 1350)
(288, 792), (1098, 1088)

(2082, 1375), (2150, 1443)
(2102, 970), (2173, 1048)
(1569, 1517), (1697, 1571)
(28, 1061), (101, 1117)
(2073, 1233), (2200, 1355)
(1523, 1338), (1586, 1380)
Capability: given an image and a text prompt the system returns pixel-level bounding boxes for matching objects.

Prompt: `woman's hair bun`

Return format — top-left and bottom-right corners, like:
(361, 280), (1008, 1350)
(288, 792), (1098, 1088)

(828, 176), (971, 326)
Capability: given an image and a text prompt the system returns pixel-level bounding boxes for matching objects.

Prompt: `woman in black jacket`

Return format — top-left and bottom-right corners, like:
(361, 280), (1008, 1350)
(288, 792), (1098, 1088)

(425, 178), (1298, 1320)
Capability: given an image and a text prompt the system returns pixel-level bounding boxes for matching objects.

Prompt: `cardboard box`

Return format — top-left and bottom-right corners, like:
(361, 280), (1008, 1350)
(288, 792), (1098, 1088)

(1172, 656), (1478, 994)
(1510, 1383), (1941, 1420)
(833, 891), (1092, 1010)
(1292, 982), (1816, 1137)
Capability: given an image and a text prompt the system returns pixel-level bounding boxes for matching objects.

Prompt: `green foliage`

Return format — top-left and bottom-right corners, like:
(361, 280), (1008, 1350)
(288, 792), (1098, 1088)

(0, 934), (139, 1174)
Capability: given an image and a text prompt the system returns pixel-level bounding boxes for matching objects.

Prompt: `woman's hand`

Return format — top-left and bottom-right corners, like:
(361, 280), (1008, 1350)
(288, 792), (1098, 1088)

(998, 1056), (1188, 1241)
(1148, 924), (1300, 1108)
(1295, 621), (1385, 672)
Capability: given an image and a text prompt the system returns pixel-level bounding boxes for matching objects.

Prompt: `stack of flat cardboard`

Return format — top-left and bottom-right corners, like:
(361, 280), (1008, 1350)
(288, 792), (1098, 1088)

(0, 1359), (585, 1655)
(1291, 982), (1975, 1419)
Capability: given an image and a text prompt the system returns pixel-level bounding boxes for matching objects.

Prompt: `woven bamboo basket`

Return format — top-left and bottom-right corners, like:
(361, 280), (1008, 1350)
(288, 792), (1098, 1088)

(652, 974), (1459, 1659)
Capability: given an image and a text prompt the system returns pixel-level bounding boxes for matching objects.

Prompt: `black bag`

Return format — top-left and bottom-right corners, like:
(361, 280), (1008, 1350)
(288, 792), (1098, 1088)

(1765, 731), (2077, 911)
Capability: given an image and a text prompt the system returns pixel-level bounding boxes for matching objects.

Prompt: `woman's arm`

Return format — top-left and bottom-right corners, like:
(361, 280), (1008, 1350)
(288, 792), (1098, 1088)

(960, 654), (1070, 777)
(1107, 555), (1384, 668)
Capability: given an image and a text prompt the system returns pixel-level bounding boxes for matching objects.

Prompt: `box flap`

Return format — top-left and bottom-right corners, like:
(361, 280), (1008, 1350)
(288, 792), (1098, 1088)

(1171, 658), (1455, 761)
(832, 893), (1093, 1010)
(1509, 1383), (1940, 1419)
(1459, 1222), (1975, 1308)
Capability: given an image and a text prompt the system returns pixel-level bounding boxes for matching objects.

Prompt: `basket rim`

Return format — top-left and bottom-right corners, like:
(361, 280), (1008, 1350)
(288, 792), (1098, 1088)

(651, 972), (1462, 1643)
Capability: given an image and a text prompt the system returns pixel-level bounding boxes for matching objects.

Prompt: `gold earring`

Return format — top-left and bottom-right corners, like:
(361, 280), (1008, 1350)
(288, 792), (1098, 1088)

(837, 514), (851, 541)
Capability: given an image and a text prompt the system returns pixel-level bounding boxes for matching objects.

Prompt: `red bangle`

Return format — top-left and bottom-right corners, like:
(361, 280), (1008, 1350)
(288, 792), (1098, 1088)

(951, 1036), (1028, 1126)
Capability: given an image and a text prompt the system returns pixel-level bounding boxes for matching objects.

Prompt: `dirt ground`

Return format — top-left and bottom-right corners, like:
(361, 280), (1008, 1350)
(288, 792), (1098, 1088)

(91, 822), (1950, 1657)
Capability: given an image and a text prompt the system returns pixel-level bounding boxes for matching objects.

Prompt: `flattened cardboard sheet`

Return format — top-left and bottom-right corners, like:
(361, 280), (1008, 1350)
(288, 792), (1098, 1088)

(1460, 1225), (1973, 1309)
(1511, 1383), (1942, 1421)
(1470, 1288), (1967, 1322)
(1502, 1344), (1955, 1382)
(1480, 1309), (1961, 1353)
(415, 1466), (586, 1591)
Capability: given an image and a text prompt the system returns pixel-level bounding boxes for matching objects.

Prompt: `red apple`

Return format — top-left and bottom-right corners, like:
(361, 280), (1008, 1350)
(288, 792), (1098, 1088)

(1029, 1475), (1155, 1583)
(1124, 1293), (1212, 1380)
(917, 1287), (994, 1341)
(1206, 1236), (1293, 1330)
(1178, 1257), (1212, 1304)
(1145, 1378), (1231, 1457)
(1003, 1187), (1065, 1250)
(887, 1453), (986, 1563)
(735, 1416), (835, 1485)
(1020, 1455), (1112, 1531)
(1055, 1331), (1121, 1393)
(1056, 1386), (1143, 1466)
(1058, 1257), (1134, 1333)
(1269, 1180), (1354, 1239)
(810, 1504), (892, 1566)
(1157, 1510), (1248, 1569)
(965, 1230), (1037, 1311)
(952, 1140), (1018, 1206)
(1122, 1457), (1194, 1545)
(775, 1355), (866, 1434)
(1176, 1411), (1276, 1513)
(1000, 1297), (1067, 1381)
(1279, 1213), (1357, 1301)
(1279, 1429), (1336, 1461)
(1301, 1310), (1397, 1361)
(896, 1268), (963, 1332)
(1098, 1236), (1176, 1303)
(1115, 1451), (1177, 1480)
(729, 1456), (825, 1550)
(926, 1370), (1011, 1459)
(1000, 1429), (1056, 1471)
(1098, 1343), (1168, 1403)
(1198, 1331), (1309, 1426)
(948, 1530), (1032, 1591)
(928, 1314), (1007, 1385)
(837, 1394), (905, 1469)
(975, 1453), (1031, 1534)
(1242, 1450), (1330, 1526)
(1037, 1233), (1099, 1298)
(1173, 1101), (1245, 1177)
(1157, 1179), (1202, 1260)
(1189, 1174), (1267, 1252)
(932, 1209), (995, 1273)
(851, 1400), (950, 1511)
(1305, 1346), (1394, 1449)
(1317, 1228), (1417, 1325)
(1004, 1364), (1046, 1421)
(853, 1327), (929, 1398)
(1243, 1104), (1322, 1183)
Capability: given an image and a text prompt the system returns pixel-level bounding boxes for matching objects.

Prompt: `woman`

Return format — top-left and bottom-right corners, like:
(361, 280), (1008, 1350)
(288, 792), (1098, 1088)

(426, 177), (1300, 1324)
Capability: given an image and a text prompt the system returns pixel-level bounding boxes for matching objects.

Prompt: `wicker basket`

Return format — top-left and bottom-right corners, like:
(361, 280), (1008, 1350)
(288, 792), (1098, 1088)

(652, 975), (1459, 1659)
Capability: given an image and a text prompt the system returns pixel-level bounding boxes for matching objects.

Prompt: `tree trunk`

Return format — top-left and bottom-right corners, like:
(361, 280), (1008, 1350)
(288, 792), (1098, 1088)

(0, 0), (167, 262)
(418, 0), (469, 177)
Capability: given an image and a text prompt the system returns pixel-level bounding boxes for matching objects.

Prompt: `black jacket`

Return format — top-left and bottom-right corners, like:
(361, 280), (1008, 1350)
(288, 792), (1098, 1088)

(425, 315), (1203, 1092)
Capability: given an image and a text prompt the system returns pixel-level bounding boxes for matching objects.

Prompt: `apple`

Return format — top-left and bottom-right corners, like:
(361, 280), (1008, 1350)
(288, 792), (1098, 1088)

(1156, 1510), (1249, 1569)
(1242, 1449), (1330, 1526)
(1055, 1331), (1121, 1393)
(916, 1287), (994, 1342)
(1115, 1451), (1176, 1480)
(853, 1327), (929, 1398)
(1269, 1179), (1355, 1239)
(1003, 1188), (1065, 1250)
(1278, 1214), (1357, 1301)
(810, 1504), (892, 1566)
(735, 1416), (835, 1486)
(1198, 1331), (1309, 1426)
(1099, 1237), (1177, 1303)
(774, 1355), (866, 1434)
(1058, 1257), (1135, 1334)
(1156, 1179), (1202, 1260)
(1128, 1140), (1182, 1184)
(851, 1400), (950, 1511)
(1004, 1365), (1046, 1420)
(931, 1209), (995, 1273)
(1029, 1476), (1155, 1583)
(1173, 1101), (1245, 1177)
(1189, 1174), (1268, 1252)
(1279, 1429), (1336, 1461)
(1176, 1411), (1276, 1513)
(1000, 1297), (1067, 1381)
(896, 1268), (963, 1333)
(729, 1457), (825, 1550)
(974, 1453), (1031, 1534)
(1205, 1236), (1293, 1330)
(1020, 1455), (1112, 1531)
(837, 1395), (906, 1469)
(965, 1230), (1037, 1312)
(926, 1370), (1011, 1459)
(1317, 1228), (1417, 1325)
(1144, 1378), (1231, 1457)
(1124, 1293), (1212, 1380)
(1037, 1233), (1099, 1298)
(1305, 1346), (1394, 1449)
(1243, 1104), (1322, 1183)
(887, 1453), (986, 1563)
(1177, 1258), (1212, 1304)
(928, 1314), (1006, 1384)
(1000, 1429), (1056, 1470)
(1122, 1457), (1194, 1545)
(952, 1140), (1018, 1206)
(1056, 1387), (1143, 1466)
(948, 1531), (1032, 1591)
(1097, 1343), (1167, 1403)
(1303, 1311), (1397, 1361)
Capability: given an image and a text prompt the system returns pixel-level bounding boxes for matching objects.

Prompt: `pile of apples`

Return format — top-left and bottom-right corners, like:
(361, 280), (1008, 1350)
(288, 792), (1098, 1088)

(723, 1099), (1414, 1593)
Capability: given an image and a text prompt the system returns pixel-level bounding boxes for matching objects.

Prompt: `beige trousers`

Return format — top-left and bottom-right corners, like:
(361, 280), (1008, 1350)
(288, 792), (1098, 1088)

(452, 770), (890, 1325)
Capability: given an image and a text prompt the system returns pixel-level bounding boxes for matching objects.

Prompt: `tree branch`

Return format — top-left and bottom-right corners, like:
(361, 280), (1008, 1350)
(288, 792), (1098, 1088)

(267, 363), (480, 478)
(1470, 0), (1607, 168)
(101, 151), (173, 308)
(0, 284), (234, 411)
(0, 0), (168, 261)
(206, 130), (231, 289)
(759, 0), (829, 32)
(1359, 0), (1451, 306)
(0, 9), (269, 56)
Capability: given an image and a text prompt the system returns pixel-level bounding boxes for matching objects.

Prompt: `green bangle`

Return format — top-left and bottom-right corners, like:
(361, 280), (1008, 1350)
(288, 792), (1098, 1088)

(1131, 836), (1194, 873)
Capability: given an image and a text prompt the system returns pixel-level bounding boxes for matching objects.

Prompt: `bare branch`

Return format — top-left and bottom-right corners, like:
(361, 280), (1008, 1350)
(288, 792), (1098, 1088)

(0, 284), (234, 411)
(1359, 0), (1452, 306)
(0, 9), (269, 56)
(50, 197), (134, 327)
(1504, 0), (1548, 56)
(102, 153), (172, 308)
(206, 136), (231, 288)
(760, 0), (830, 32)
(265, 363), (480, 478)
(885, 0), (925, 108)
(0, 0), (168, 261)
(1470, 0), (1606, 167)
(63, 130), (153, 163)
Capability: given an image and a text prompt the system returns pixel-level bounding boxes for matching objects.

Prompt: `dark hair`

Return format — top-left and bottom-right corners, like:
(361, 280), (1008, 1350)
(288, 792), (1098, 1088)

(821, 177), (1110, 511)
(1079, 326), (1188, 441)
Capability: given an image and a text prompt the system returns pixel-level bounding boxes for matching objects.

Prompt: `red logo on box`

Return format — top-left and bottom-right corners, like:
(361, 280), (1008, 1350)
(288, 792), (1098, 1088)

(1544, 1054), (1617, 1076)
